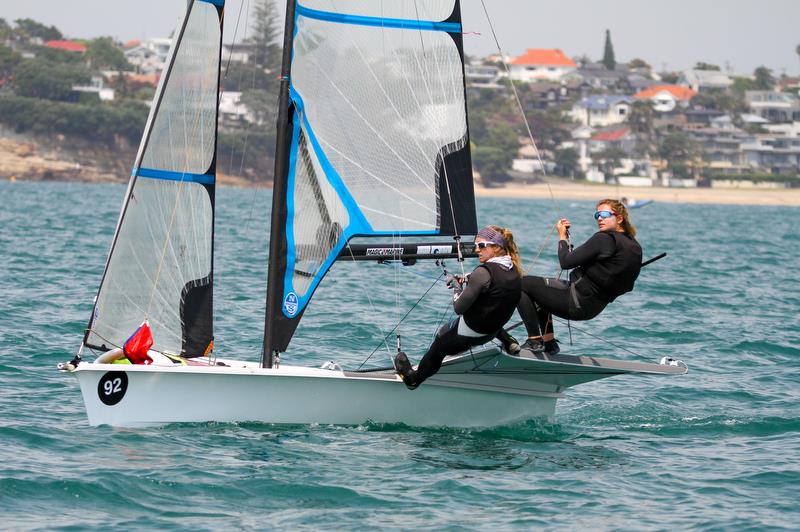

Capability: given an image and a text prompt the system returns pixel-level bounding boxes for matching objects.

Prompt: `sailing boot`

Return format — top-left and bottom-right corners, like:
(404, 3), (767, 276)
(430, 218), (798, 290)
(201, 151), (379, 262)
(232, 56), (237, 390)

(393, 351), (419, 390)
(544, 339), (561, 356)
(496, 329), (521, 355)
(521, 337), (545, 354)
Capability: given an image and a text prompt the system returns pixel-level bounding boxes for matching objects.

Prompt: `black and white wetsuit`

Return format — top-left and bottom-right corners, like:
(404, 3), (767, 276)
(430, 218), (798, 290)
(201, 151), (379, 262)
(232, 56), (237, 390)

(519, 230), (642, 338)
(412, 261), (521, 386)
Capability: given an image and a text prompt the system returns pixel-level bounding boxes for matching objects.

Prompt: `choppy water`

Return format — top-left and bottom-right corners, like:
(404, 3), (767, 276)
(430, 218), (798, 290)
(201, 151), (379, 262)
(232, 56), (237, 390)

(1, 180), (799, 530)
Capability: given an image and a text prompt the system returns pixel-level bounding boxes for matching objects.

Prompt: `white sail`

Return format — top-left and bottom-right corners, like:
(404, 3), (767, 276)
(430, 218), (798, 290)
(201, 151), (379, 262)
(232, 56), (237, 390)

(85, 0), (222, 357)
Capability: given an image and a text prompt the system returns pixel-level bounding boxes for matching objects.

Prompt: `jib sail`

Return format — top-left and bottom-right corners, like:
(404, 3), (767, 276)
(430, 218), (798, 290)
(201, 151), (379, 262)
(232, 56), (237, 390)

(84, 0), (223, 357)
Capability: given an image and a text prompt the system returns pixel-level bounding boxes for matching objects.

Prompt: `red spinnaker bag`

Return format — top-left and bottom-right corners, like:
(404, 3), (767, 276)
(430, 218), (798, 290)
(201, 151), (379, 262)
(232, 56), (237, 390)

(123, 320), (154, 365)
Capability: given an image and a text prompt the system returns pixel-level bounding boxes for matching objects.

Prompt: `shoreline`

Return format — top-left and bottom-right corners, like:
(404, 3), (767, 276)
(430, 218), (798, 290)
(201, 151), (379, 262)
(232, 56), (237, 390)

(5, 174), (799, 207)
(473, 182), (800, 206)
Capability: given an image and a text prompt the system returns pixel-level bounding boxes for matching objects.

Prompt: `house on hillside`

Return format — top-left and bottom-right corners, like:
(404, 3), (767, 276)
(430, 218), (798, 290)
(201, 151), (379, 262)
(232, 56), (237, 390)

(508, 49), (576, 82)
(124, 38), (172, 74)
(678, 69), (733, 93)
(45, 40), (87, 54)
(520, 80), (581, 110)
(221, 43), (258, 64)
(72, 75), (115, 101)
(589, 126), (635, 155)
(568, 95), (632, 126)
(740, 134), (800, 175)
(633, 84), (696, 113)
(745, 91), (800, 123)
(465, 63), (503, 89)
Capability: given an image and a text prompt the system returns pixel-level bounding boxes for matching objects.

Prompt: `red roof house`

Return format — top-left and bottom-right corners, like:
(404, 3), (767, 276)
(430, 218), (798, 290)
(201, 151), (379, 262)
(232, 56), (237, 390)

(45, 40), (87, 53)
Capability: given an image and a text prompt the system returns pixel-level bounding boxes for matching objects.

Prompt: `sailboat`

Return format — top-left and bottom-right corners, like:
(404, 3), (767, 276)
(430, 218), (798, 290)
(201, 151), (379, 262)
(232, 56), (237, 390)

(60, 0), (686, 427)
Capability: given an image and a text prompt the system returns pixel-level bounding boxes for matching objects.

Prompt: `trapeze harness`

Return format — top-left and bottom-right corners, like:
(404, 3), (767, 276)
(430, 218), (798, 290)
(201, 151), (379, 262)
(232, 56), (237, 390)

(411, 259), (521, 386)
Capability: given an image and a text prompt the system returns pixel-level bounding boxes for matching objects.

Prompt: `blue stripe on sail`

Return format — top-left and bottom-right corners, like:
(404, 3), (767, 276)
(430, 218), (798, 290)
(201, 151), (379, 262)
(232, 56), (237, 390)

(136, 167), (215, 185)
(296, 4), (461, 33)
(198, 0), (225, 6)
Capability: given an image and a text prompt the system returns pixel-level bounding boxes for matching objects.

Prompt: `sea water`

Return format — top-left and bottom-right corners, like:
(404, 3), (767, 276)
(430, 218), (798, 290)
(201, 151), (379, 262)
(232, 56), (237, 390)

(1, 180), (798, 530)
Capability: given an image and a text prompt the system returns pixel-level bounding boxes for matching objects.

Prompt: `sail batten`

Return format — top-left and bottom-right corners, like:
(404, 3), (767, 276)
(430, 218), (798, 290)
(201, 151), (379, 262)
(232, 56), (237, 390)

(265, 0), (476, 354)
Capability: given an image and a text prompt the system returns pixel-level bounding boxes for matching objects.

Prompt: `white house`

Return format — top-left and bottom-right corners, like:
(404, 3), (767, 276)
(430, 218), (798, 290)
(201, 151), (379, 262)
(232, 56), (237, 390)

(568, 95), (632, 127)
(72, 75), (115, 101)
(219, 91), (255, 124)
(679, 69), (733, 93)
(633, 85), (696, 113)
(124, 38), (172, 74)
(508, 49), (576, 82)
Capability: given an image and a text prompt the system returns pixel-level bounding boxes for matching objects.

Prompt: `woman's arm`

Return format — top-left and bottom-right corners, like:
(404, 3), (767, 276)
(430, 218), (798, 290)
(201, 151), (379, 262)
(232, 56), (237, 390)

(558, 232), (615, 269)
(452, 267), (491, 315)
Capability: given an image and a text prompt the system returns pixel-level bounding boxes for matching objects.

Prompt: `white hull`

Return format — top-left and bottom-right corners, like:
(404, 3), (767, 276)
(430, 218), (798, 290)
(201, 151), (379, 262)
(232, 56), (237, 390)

(68, 348), (686, 428)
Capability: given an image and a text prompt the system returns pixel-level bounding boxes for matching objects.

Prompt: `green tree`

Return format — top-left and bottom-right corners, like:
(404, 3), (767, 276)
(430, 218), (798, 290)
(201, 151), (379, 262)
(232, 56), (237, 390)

(690, 89), (746, 114)
(486, 122), (519, 154)
(12, 59), (90, 101)
(86, 37), (131, 70)
(627, 100), (655, 156)
(0, 44), (21, 81)
(693, 62), (721, 71)
(602, 29), (616, 71)
(753, 66), (775, 90)
(628, 58), (651, 70)
(249, 0), (282, 74)
(657, 132), (698, 178)
(36, 45), (84, 64)
(592, 146), (626, 178)
(472, 146), (511, 184)
(554, 147), (579, 178)
(0, 18), (13, 41)
(14, 18), (62, 41)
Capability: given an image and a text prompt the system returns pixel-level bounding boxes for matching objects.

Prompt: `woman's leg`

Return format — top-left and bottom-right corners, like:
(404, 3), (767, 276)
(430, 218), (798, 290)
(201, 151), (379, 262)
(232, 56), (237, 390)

(519, 276), (572, 341)
(414, 320), (476, 385)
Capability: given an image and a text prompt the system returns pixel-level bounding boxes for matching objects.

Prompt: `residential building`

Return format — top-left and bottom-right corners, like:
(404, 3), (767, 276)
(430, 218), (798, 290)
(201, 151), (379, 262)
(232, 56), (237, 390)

(741, 134), (800, 174)
(124, 37), (172, 74)
(45, 40), (87, 53)
(633, 85), (696, 113)
(678, 69), (733, 93)
(745, 91), (800, 123)
(519, 80), (581, 110)
(568, 95), (632, 127)
(465, 64), (503, 89)
(588, 126), (635, 155)
(221, 43), (257, 64)
(508, 49), (576, 82)
(219, 91), (255, 125)
(685, 123), (748, 173)
(73, 75), (115, 101)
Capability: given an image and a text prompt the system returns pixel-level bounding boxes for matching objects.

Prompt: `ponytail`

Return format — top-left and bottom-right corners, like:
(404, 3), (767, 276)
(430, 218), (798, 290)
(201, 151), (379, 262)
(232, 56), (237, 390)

(490, 225), (524, 276)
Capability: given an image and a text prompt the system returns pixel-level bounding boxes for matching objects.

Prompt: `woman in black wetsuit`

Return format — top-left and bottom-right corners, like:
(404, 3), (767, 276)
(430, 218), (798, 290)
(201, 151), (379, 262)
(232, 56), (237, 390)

(518, 198), (642, 354)
(394, 225), (523, 389)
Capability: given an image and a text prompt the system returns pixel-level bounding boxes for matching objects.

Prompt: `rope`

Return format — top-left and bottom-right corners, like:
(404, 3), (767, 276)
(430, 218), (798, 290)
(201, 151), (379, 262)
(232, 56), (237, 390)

(357, 271), (445, 370)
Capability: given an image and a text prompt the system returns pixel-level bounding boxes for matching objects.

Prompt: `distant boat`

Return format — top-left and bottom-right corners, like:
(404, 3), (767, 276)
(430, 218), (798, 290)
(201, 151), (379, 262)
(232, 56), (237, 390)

(59, 0), (685, 428)
(622, 197), (654, 209)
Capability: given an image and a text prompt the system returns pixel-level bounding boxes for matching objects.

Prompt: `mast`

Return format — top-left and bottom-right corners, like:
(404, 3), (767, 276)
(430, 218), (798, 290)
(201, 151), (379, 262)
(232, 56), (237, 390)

(263, 0), (297, 368)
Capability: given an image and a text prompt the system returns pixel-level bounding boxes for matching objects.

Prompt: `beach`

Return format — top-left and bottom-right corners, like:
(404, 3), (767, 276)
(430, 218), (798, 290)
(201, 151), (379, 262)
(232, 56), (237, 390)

(474, 181), (800, 206)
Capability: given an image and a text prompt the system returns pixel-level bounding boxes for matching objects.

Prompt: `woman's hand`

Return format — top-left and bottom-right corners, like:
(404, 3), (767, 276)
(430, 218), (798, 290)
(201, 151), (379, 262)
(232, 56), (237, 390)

(556, 218), (571, 240)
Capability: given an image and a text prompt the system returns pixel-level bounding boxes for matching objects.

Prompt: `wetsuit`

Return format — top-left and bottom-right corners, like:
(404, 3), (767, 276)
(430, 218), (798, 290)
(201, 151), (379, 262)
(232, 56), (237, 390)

(411, 261), (521, 386)
(520, 230), (642, 338)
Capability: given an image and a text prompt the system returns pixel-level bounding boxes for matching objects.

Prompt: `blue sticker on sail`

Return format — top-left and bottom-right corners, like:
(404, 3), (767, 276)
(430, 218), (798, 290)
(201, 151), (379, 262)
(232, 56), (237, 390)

(283, 292), (299, 317)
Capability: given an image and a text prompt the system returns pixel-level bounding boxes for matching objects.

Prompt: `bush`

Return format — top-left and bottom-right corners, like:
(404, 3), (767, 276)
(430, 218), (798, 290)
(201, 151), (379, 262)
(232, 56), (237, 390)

(0, 95), (147, 144)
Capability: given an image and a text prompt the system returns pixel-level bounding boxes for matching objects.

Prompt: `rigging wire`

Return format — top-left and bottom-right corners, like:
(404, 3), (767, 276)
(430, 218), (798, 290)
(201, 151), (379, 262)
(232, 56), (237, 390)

(357, 270), (445, 370)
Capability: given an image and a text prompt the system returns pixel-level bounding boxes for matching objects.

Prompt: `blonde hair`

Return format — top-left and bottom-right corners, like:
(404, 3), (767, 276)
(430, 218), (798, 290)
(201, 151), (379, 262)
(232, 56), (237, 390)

(490, 225), (524, 276)
(597, 199), (637, 237)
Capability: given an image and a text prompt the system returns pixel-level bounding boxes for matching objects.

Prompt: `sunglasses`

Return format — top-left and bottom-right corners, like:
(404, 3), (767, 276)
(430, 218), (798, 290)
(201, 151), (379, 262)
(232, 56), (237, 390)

(594, 210), (617, 220)
(474, 242), (497, 249)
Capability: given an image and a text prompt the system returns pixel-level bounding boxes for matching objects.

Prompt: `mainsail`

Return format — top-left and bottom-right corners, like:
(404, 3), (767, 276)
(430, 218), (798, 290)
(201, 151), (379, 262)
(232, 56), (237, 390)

(265, 0), (477, 357)
(84, 0), (223, 357)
